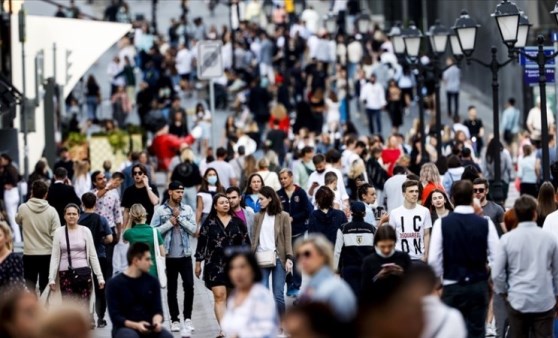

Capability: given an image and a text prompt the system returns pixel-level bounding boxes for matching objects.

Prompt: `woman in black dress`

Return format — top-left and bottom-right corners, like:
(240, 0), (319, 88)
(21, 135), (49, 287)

(0, 221), (24, 293)
(386, 80), (403, 134)
(195, 193), (250, 338)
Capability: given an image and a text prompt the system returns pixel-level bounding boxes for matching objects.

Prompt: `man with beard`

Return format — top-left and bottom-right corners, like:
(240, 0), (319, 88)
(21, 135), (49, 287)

(151, 182), (197, 335)
(225, 186), (255, 238)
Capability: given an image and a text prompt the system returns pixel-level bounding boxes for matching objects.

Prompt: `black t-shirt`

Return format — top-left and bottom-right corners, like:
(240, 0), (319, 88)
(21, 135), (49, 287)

(121, 184), (159, 223)
(267, 129), (287, 156)
(361, 251), (412, 287)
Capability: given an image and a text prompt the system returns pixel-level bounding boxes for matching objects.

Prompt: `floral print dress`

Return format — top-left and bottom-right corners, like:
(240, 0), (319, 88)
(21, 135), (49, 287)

(195, 215), (250, 289)
(0, 253), (25, 292)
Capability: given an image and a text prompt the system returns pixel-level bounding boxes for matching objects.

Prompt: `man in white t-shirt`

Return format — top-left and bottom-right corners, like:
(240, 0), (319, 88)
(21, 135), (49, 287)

(207, 147), (237, 189)
(387, 179), (432, 261)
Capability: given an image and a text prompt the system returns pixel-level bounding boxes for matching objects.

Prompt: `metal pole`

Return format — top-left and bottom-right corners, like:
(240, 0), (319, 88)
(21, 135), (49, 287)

(43, 78), (56, 166)
(536, 36), (551, 182)
(230, 1), (236, 70)
(433, 54), (442, 155)
(417, 66), (426, 156)
(345, 35), (351, 121)
(152, 0), (158, 34)
(52, 43), (57, 83)
(19, 6), (28, 181)
(490, 46), (504, 204)
(209, 78), (216, 149)
(554, 32), (558, 160)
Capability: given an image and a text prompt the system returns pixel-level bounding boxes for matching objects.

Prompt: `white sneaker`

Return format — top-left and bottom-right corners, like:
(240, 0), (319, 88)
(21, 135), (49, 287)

(485, 324), (496, 337)
(171, 321), (181, 332)
(184, 319), (195, 332)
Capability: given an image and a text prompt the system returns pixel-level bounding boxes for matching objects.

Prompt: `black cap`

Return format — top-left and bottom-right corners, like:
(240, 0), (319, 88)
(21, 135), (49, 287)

(168, 181), (184, 191)
(350, 201), (366, 214)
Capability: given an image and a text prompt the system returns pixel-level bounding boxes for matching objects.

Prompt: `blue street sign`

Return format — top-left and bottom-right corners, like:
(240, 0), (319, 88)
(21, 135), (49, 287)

(519, 46), (556, 68)
(523, 67), (555, 86)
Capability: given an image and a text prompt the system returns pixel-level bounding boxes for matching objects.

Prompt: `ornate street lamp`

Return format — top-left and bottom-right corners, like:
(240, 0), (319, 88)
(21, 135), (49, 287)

(389, 22), (405, 55)
(449, 32), (464, 61)
(491, 0), (520, 49)
(402, 23), (422, 59)
(452, 10), (480, 57)
(514, 13), (531, 48)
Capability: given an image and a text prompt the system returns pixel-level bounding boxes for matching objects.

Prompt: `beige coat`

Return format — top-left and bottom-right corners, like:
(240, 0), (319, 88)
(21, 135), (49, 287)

(251, 211), (294, 267)
(41, 226), (104, 313)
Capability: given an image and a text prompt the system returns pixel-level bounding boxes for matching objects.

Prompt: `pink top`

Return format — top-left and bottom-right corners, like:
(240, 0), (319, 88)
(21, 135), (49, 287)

(59, 227), (88, 271)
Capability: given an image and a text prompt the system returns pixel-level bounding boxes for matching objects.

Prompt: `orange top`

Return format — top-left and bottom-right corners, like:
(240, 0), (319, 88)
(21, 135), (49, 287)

(421, 182), (445, 205)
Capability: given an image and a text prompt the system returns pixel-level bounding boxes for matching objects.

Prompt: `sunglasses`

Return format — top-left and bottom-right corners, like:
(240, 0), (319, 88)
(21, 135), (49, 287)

(473, 188), (485, 193)
(296, 250), (313, 260)
(133, 171), (144, 176)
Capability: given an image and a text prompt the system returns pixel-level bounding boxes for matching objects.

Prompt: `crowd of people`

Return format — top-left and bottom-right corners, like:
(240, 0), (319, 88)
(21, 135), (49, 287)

(2, 0), (558, 338)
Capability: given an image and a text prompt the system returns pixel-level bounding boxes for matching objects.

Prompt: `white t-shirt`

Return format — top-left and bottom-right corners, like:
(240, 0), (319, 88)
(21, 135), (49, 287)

(388, 204), (432, 260)
(176, 48), (193, 75)
(258, 213), (276, 252)
(384, 174), (407, 212)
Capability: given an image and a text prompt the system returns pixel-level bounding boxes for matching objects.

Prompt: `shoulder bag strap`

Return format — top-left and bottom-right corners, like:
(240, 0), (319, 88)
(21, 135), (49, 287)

(64, 226), (73, 270)
(152, 228), (160, 258)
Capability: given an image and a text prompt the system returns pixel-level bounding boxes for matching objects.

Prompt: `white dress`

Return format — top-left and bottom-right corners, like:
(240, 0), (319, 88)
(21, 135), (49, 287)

(325, 98), (340, 125)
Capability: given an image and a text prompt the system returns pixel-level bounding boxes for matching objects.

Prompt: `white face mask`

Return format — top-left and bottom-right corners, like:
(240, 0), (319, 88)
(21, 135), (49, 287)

(375, 246), (395, 258)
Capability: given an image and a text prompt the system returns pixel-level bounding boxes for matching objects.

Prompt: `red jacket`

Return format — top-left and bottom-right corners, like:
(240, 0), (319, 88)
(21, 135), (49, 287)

(150, 134), (192, 171)
(269, 116), (290, 133)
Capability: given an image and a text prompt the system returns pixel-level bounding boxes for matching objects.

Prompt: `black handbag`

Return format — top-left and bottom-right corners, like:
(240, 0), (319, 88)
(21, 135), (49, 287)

(64, 226), (92, 288)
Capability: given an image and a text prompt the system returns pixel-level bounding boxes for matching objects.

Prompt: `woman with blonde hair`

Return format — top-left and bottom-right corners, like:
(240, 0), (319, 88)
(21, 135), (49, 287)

(240, 155), (257, 192)
(295, 233), (357, 322)
(0, 221), (24, 291)
(123, 203), (165, 278)
(420, 163), (445, 204)
(73, 160), (91, 198)
(348, 159), (368, 201)
(269, 104), (289, 133)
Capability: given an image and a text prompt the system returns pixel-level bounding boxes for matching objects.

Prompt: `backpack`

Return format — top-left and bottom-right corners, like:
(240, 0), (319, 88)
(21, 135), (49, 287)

(78, 213), (104, 249)
(171, 160), (202, 186)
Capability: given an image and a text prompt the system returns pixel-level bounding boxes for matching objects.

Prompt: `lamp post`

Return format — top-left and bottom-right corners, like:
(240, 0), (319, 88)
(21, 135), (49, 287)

(18, 4), (28, 181)
(451, 9), (515, 204)
(427, 20), (450, 156)
(396, 22), (427, 156)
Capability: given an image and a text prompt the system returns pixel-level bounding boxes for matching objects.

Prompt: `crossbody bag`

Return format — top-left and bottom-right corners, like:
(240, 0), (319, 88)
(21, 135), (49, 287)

(64, 226), (92, 288)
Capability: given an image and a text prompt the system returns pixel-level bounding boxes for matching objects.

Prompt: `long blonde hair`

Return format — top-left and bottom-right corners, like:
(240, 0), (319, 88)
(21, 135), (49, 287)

(125, 204), (147, 230)
(0, 221), (13, 251)
(73, 160), (90, 179)
(420, 163), (441, 185)
(348, 159), (366, 180)
(271, 104), (287, 121)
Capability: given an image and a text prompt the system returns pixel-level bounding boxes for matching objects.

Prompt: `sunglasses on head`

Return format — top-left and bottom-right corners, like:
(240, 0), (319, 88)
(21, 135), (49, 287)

(296, 249), (313, 259)
(473, 188), (485, 193)
(133, 171), (144, 176)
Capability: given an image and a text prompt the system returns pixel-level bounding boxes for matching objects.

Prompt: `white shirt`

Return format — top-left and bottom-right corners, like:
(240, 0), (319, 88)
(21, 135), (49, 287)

(175, 48), (193, 75)
(384, 174), (407, 213)
(258, 213), (276, 252)
(301, 9), (319, 34)
(306, 166), (349, 202)
(347, 41), (363, 63)
(527, 105), (555, 140)
(359, 81), (386, 110)
(388, 204), (432, 260)
(543, 209), (558, 243)
(341, 149), (360, 175)
(428, 206), (500, 285)
(256, 170), (281, 191)
(420, 295), (467, 338)
(442, 65), (461, 93)
(207, 160), (237, 189)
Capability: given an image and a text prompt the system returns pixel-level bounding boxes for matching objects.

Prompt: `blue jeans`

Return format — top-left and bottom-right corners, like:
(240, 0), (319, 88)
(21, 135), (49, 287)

(182, 186), (197, 211)
(86, 96), (98, 120)
(261, 258), (286, 315)
(366, 108), (382, 135)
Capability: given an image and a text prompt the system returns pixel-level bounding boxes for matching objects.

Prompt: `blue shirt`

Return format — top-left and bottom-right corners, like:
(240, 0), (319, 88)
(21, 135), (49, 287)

(492, 221), (558, 312)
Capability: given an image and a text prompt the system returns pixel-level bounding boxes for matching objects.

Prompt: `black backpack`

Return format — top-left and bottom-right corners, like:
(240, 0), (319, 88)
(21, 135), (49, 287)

(366, 158), (388, 190)
(171, 160), (202, 187)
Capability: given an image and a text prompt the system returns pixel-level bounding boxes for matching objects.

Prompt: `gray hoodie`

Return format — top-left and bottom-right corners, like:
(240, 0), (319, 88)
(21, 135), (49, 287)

(16, 198), (61, 255)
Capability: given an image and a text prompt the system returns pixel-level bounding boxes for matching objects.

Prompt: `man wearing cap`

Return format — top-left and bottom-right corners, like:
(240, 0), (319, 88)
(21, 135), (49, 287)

(333, 201), (376, 297)
(151, 181), (197, 334)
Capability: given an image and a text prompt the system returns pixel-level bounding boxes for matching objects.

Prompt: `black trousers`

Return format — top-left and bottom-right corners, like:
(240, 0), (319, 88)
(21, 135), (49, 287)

(166, 256), (194, 322)
(105, 227), (117, 277)
(447, 91), (459, 117)
(93, 256), (109, 320)
(23, 254), (51, 293)
(506, 301), (554, 338)
(442, 280), (489, 338)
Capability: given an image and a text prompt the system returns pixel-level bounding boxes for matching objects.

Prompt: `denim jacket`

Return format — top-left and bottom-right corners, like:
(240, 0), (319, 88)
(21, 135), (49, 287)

(151, 201), (197, 257)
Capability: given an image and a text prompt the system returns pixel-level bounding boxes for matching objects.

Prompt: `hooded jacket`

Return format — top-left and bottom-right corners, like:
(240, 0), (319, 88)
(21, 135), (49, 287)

(16, 198), (61, 255)
(308, 208), (348, 244)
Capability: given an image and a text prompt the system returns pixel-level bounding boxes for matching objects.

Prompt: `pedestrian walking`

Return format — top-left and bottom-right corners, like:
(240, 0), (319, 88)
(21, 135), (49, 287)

(429, 180), (500, 338)
(195, 193), (250, 337)
(333, 202), (375, 297)
(492, 195), (558, 338)
(196, 168), (226, 230)
(226, 187), (255, 239)
(121, 164), (159, 225)
(0, 221), (25, 292)
(251, 186), (293, 316)
(47, 167), (81, 225)
(387, 180), (432, 261)
(151, 182), (197, 334)
(16, 181), (61, 293)
(308, 186), (348, 245)
(106, 242), (173, 338)
(221, 250), (279, 338)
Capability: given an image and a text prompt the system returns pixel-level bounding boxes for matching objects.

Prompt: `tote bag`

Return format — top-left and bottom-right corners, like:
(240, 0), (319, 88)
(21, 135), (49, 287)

(152, 229), (167, 288)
